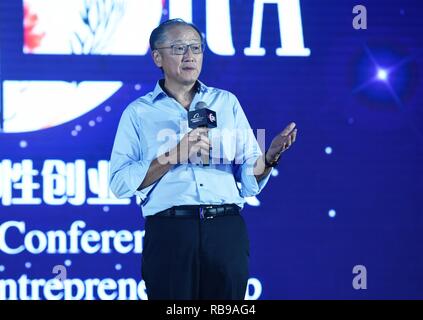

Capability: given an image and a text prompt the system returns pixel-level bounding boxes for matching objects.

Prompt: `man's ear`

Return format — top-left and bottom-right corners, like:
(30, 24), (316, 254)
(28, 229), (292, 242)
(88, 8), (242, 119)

(152, 50), (162, 68)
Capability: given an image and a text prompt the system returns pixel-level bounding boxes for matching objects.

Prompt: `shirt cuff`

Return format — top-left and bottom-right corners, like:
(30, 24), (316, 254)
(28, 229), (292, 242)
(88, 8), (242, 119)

(239, 156), (272, 197)
(110, 158), (152, 200)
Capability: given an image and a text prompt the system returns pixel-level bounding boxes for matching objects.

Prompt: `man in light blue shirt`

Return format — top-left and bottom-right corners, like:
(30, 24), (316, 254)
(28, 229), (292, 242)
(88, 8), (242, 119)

(109, 19), (297, 300)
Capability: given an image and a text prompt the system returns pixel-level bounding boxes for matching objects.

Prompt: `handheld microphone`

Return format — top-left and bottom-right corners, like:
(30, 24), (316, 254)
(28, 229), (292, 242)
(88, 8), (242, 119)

(188, 101), (217, 166)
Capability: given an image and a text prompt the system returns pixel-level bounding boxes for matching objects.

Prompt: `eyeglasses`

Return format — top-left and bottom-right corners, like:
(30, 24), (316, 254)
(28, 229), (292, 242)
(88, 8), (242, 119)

(155, 43), (204, 55)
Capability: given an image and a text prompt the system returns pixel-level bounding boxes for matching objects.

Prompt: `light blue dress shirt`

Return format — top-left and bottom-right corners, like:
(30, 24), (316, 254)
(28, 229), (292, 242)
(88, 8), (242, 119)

(109, 80), (272, 217)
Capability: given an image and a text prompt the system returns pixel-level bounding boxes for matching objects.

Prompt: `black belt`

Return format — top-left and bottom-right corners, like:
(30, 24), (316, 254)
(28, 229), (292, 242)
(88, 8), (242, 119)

(154, 204), (241, 219)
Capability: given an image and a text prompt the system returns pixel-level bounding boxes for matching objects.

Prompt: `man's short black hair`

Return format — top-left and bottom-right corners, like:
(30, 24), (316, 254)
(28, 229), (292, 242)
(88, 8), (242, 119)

(149, 18), (203, 50)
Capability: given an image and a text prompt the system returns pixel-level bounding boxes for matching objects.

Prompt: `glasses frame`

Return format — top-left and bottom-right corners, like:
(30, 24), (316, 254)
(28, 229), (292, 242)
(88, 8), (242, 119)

(155, 43), (205, 55)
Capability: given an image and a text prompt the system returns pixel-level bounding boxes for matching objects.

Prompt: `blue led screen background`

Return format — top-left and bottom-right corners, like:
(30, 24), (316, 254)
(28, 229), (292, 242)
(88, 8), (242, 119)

(0, 0), (422, 299)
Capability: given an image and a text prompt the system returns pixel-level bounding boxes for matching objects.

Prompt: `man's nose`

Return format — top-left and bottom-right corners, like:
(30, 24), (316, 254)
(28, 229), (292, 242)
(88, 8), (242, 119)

(183, 46), (195, 60)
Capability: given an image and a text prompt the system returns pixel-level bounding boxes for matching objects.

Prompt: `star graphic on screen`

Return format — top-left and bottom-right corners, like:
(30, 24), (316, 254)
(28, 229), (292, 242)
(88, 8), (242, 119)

(353, 45), (417, 109)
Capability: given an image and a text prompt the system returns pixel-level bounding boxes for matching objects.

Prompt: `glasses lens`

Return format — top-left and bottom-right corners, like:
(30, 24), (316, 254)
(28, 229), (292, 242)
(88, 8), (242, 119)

(173, 45), (186, 55)
(190, 44), (202, 54)
(171, 43), (203, 55)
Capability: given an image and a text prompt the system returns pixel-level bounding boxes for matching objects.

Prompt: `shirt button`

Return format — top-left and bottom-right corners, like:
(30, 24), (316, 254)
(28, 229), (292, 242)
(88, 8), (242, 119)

(199, 184), (204, 187)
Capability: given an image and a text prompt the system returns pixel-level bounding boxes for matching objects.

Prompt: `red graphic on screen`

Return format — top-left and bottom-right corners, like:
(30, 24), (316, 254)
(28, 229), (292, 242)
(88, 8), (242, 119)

(23, 3), (45, 53)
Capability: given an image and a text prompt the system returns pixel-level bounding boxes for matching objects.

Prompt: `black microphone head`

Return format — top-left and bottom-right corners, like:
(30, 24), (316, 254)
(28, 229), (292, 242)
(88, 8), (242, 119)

(195, 101), (208, 110)
(188, 101), (216, 129)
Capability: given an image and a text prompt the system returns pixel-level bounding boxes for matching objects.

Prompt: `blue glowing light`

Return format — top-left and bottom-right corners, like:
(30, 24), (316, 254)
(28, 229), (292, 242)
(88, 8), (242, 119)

(328, 210), (336, 218)
(377, 68), (388, 81)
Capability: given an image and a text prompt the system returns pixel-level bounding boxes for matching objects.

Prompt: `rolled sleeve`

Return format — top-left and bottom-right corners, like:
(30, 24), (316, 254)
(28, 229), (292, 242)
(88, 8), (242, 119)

(109, 105), (153, 201)
(110, 158), (153, 200)
(231, 93), (272, 197)
(237, 155), (272, 197)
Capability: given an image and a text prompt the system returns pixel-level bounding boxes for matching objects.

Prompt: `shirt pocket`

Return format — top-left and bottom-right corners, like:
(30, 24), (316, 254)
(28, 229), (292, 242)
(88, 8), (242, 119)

(147, 119), (187, 158)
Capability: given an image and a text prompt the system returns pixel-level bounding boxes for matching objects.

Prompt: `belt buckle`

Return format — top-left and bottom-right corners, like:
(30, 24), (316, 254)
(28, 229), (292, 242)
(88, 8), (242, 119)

(206, 205), (216, 219)
(201, 205), (215, 220)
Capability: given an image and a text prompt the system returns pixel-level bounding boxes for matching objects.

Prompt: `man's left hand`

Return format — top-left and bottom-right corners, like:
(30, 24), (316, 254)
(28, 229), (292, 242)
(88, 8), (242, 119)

(265, 122), (298, 165)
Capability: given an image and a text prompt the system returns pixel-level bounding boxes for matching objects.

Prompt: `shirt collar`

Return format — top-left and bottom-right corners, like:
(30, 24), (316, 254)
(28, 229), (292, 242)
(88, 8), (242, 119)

(151, 79), (208, 101)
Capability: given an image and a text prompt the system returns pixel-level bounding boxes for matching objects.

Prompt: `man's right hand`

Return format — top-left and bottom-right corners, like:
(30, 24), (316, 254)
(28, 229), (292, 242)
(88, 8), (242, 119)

(171, 127), (210, 164)
(140, 128), (210, 190)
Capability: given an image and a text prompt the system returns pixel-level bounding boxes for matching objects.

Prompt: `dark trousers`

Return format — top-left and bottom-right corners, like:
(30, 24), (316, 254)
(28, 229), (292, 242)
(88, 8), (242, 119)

(142, 213), (250, 300)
